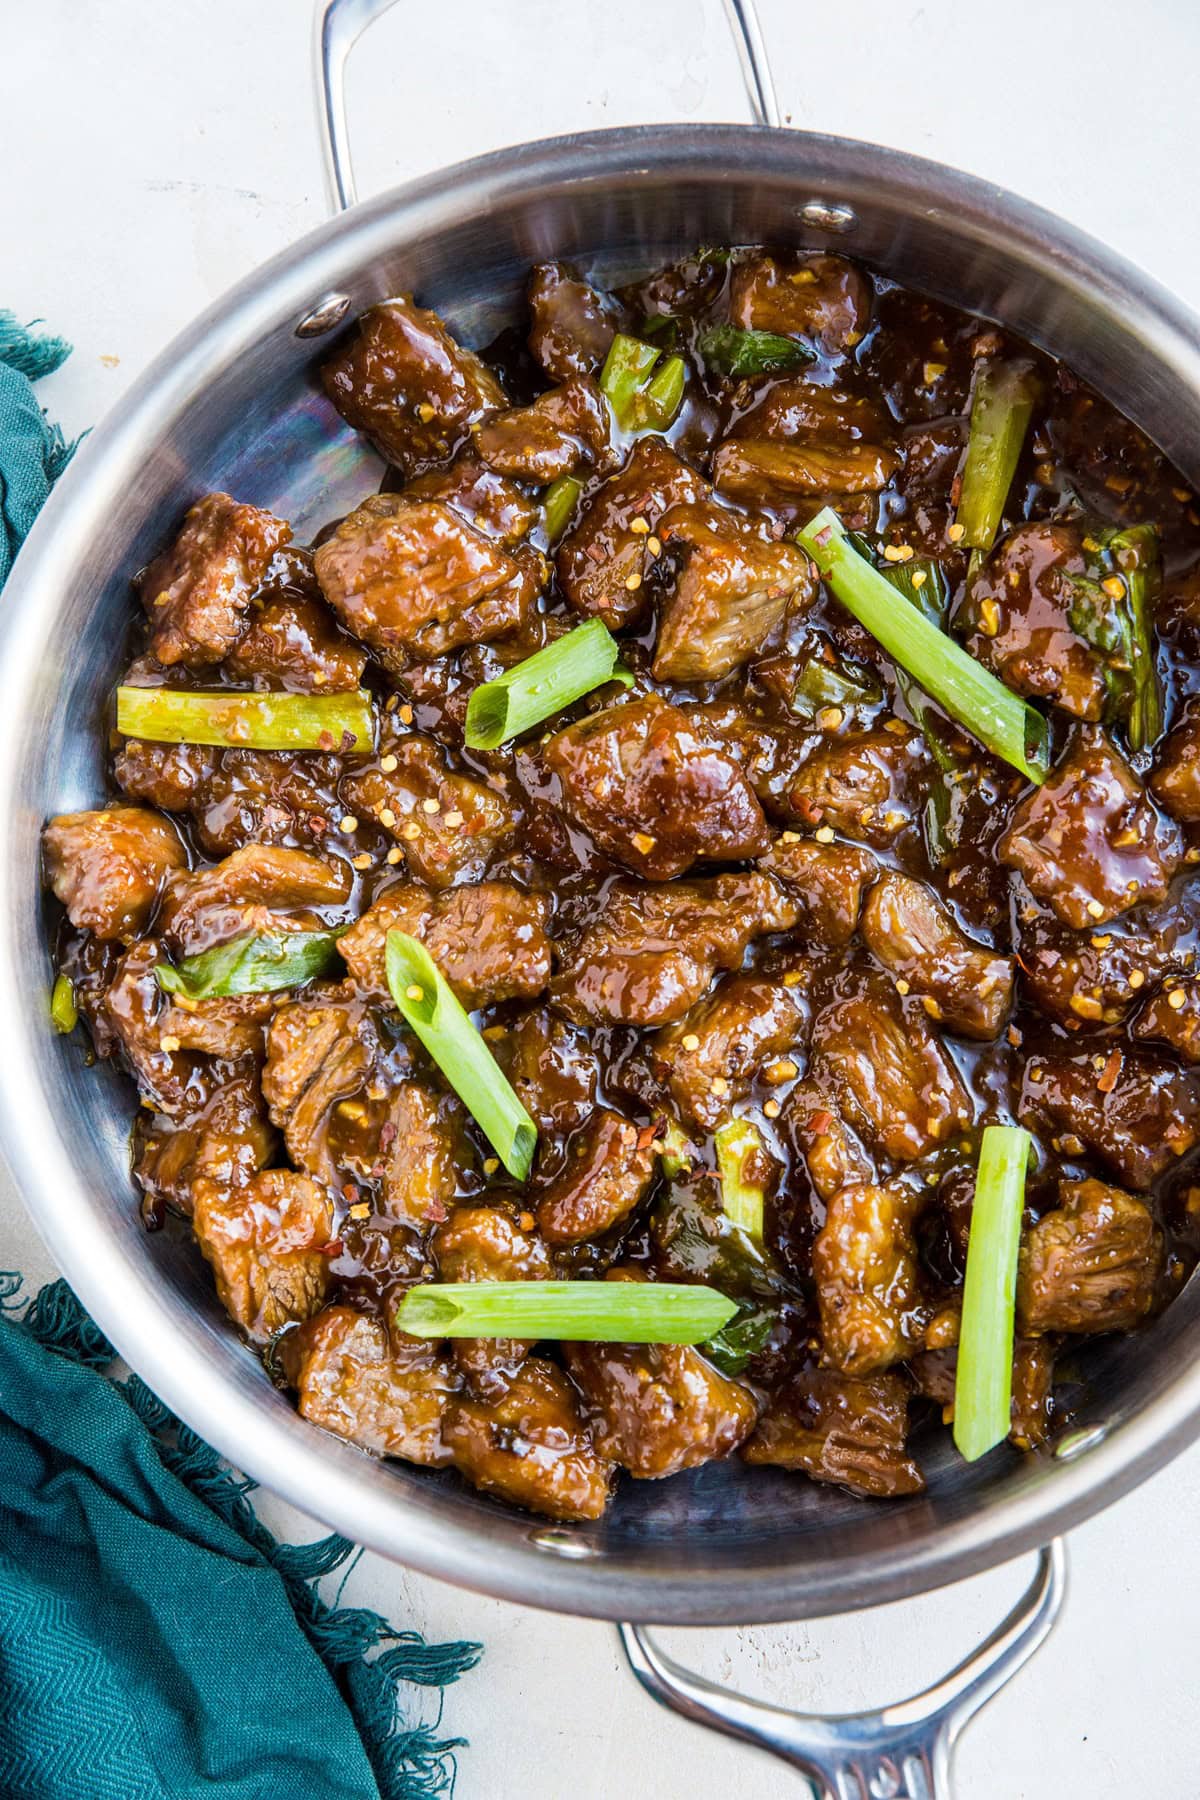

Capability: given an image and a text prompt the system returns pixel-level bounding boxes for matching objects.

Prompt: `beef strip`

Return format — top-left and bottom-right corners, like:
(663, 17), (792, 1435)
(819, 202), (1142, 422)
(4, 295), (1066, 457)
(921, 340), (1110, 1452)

(137, 492), (291, 666)
(443, 1358), (615, 1520)
(557, 438), (710, 628)
(1150, 710), (1200, 822)
(782, 723), (927, 847)
(224, 591), (368, 692)
(541, 694), (770, 879)
(378, 1081), (461, 1226)
(313, 494), (542, 674)
(134, 1074), (275, 1220)
(782, 1081), (876, 1202)
(1014, 905), (1176, 1029)
(339, 733), (518, 888)
(550, 872), (799, 1027)
(102, 941), (198, 1114)
(907, 1333), (1056, 1451)
(474, 375), (617, 482)
(113, 738), (219, 814)
(403, 454), (540, 546)
(742, 1367), (924, 1498)
(534, 1111), (657, 1244)
(813, 1183), (927, 1375)
(432, 1203), (552, 1394)
(727, 378), (894, 449)
(492, 1008), (598, 1137)
(651, 501), (817, 682)
(711, 439), (900, 514)
(756, 833), (878, 948)
(320, 297), (505, 475)
(1017, 1179), (1164, 1333)
(1019, 1049), (1200, 1190)
(861, 871), (1015, 1039)
(998, 727), (1182, 928)
(159, 844), (350, 953)
(281, 1305), (458, 1465)
(339, 880), (550, 1007)
(192, 1168), (334, 1341)
(261, 988), (382, 1185)
(43, 806), (186, 941)
(527, 260), (623, 382)
(1133, 976), (1200, 1061)
(650, 972), (807, 1130)
(809, 969), (972, 1161)
(729, 253), (873, 352)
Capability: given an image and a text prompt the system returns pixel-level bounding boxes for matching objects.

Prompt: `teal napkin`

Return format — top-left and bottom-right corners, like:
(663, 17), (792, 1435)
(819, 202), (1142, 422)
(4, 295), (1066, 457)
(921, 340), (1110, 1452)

(0, 318), (481, 1799)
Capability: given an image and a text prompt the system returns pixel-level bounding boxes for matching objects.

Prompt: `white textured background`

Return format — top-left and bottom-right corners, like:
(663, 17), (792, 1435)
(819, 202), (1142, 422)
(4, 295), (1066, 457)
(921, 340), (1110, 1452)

(4, 2), (1199, 1793)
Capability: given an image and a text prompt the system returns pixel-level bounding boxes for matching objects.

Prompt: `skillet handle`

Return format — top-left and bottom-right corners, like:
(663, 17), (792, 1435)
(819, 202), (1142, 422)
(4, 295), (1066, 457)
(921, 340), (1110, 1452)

(312, 0), (781, 213)
(616, 1539), (1067, 1799)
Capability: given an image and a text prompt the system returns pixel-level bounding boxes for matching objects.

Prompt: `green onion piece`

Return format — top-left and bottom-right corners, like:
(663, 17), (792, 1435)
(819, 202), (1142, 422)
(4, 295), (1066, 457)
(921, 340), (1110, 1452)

(117, 686), (375, 753)
(657, 1117), (697, 1179)
(702, 1303), (775, 1376)
(395, 1280), (738, 1344)
(789, 648), (882, 720)
(543, 474), (583, 543)
(879, 558), (963, 864)
(463, 619), (632, 751)
(697, 324), (815, 378)
(155, 928), (342, 1001)
(637, 355), (686, 430)
(715, 1117), (766, 1243)
(953, 1124), (1032, 1463)
(641, 314), (681, 348)
(1110, 524), (1163, 752)
(599, 333), (661, 429)
(386, 931), (536, 1181)
(797, 509), (1048, 785)
(954, 360), (1040, 552)
(50, 972), (78, 1034)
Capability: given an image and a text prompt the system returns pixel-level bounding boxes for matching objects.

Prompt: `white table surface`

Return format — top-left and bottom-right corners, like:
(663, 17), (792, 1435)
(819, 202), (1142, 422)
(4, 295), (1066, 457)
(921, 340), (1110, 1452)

(5, 2), (1200, 1793)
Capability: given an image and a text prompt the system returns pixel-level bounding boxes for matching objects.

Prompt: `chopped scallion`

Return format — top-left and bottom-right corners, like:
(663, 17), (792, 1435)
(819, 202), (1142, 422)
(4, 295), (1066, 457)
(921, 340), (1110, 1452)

(954, 360), (1039, 552)
(117, 686), (375, 753)
(155, 928), (342, 1001)
(696, 324), (815, 378)
(953, 1124), (1032, 1462)
(50, 973), (78, 1034)
(385, 931), (536, 1181)
(395, 1279), (738, 1344)
(463, 619), (632, 750)
(599, 333), (686, 432)
(542, 474), (583, 543)
(797, 509), (1048, 785)
(715, 1117), (767, 1242)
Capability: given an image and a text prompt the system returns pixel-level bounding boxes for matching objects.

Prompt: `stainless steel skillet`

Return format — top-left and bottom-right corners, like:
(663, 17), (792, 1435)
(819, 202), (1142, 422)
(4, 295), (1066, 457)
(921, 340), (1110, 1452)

(4, 1), (1199, 1789)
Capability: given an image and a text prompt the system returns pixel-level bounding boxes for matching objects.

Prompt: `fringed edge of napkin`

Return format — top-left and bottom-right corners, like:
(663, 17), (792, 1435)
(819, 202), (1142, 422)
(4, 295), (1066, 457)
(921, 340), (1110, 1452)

(1, 1273), (483, 1800)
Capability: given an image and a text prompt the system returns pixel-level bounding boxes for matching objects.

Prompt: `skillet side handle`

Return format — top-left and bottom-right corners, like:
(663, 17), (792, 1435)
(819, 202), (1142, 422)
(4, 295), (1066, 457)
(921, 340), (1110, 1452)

(312, 0), (780, 214)
(617, 1540), (1067, 1800)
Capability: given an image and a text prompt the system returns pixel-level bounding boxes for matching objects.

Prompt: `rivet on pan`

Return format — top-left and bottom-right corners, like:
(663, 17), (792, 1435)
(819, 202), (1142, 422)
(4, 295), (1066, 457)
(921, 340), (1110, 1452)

(798, 200), (857, 234)
(531, 1527), (598, 1557)
(1053, 1423), (1107, 1461)
(294, 292), (353, 338)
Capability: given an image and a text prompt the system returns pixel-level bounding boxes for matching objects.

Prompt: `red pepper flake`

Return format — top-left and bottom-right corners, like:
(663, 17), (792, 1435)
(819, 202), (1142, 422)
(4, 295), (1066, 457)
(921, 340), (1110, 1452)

(317, 730), (336, 751)
(341, 1183), (360, 1205)
(340, 729), (357, 752)
(1097, 1049), (1122, 1094)
(585, 544), (606, 564)
(423, 1198), (449, 1224)
(810, 1110), (833, 1136)
(379, 1121), (397, 1153)
(791, 794), (824, 825)
(317, 1238), (344, 1258)
(814, 524), (833, 548)
(635, 1120), (664, 1152)
(308, 813), (330, 835)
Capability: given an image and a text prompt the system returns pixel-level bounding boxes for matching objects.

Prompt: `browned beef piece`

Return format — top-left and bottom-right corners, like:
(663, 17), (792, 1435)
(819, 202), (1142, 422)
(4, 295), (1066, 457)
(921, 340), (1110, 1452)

(134, 1075), (275, 1220)
(340, 879), (550, 1008)
(492, 1008), (598, 1137)
(313, 494), (542, 673)
(43, 806), (186, 941)
(527, 260), (623, 382)
(907, 1333), (1056, 1451)
(959, 522), (1114, 719)
(1014, 907), (1174, 1029)
(379, 1081), (461, 1226)
(137, 492), (291, 666)
(565, 1310), (757, 1476)
(783, 1082), (875, 1201)
(998, 728), (1182, 928)
(102, 941), (197, 1113)
(861, 872), (1015, 1039)
(783, 724), (927, 846)
(186, 751), (345, 858)
(113, 738), (219, 814)
(1150, 711), (1200, 822)
(557, 438), (710, 628)
(157, 992), (275, 1061)
(1017, 1179), (1164, 1333)
(729, 253), (872, 352)
(550, 872), (799, 1026)
(727, 378), (893, 448)
(742, 1367), (924, 1498)
(404, 455), (539, 546)
(650, 501), (817, 682)
(1133, 977), (1200, 1061)
(281, 1305), (458, 1465)
(262, 989), (381, 1184)
(474, 376), (616, 482)
(651, 972), (807, 1130)
(757, 834), (877, 947)
(813, 1183), (926, 1375)
(339, 734), (518, 888)
(159, 844), (350, 954)
(192, 1168), (333, 1341)
(224, 592), (368, 692)
(534, 1111), (657, 1244)
(809, 969), (972, 1161)
(1019, 1050), (1200, 1190)
(443, 1358), (615, 1519)
(898, 415), (967, 503)
(711, 439), (900, 512)
(432, 1204), (552, 1393)
(542, 694), (770, 879)
(320, 297), (505, 475)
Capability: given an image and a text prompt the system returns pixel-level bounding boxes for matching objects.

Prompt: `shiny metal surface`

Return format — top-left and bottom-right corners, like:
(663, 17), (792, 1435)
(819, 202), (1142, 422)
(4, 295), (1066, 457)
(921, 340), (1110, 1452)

(6, 125), (1200, 1624)
(619, 1543), (1067, 1797)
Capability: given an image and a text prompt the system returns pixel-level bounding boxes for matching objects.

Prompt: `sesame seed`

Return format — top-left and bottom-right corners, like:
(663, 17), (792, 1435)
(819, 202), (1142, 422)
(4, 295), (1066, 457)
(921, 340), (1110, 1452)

(416, 402), (436, 423)
(518, 1210), (535, 1231)
(632, 830), (657, 855)
(781, 830), (801, 844)
(386, 846), (403, 864)
(421, 797), (440, 814)
(398, 705), (414, 725)
(402, 822), (421, 841)
(380, 753), (399, 773)
(348, 1201), (370, 1219)
(1091, 934), (1112, 949)
(1029, 1066), (1043, 1084)
(646, 535), (663, 557)
(782, 971), (803, 987)
(1169, 987), (1188, 1011)
(922, 996), (942, 1019)
(763, 1098), (781, 1119)
(379, 807), (397, 828)
(444, 811), (464, 828)
(1102, 576), (1125, 600)
(1128, 969), (1146, 989)
(404, 984), (424, 1001)
(160, 1034), (181, 1053)
(1086, 899), (1106, 919)
(978, 598), (1001, 637)
(911, 569), (927, 589)
(624, 571), (643, 591)
(682, 1033), (701, 1051)
(816, 706), (844, 731)
(483, 1157), (500, 1176)
(339, 814), (359, 834)
(922, 361), (947, 385)
(709, 1076), (729, 1096)
(765, 1058), (798, 1084)
(352, 852), (372, 870)
(630, 516), (650, 535)
(895, 978), (910, 995)
(946, 522), (965, 543)
(814, 824), (836, 844)
(385, 694), (399, 711)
